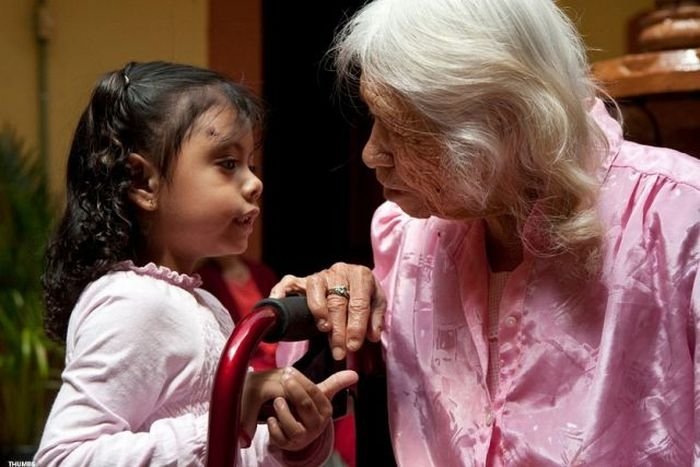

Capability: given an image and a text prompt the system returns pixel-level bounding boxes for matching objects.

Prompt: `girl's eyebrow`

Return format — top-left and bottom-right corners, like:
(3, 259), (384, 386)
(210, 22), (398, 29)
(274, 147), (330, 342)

(205, 127), (258, 159)
(205, 126), (241, 149)
(213, 140), (245, 156)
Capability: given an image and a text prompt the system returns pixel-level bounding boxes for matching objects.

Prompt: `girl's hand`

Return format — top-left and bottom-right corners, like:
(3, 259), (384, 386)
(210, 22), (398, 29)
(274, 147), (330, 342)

(239, 367), (358, 450)
(267, 367), (358, 452)
(270, 262), (386, 360)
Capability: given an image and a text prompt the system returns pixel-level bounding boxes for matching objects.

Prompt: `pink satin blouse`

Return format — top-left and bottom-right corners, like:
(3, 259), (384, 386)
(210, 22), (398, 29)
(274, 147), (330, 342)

(371, 101), (700, 466)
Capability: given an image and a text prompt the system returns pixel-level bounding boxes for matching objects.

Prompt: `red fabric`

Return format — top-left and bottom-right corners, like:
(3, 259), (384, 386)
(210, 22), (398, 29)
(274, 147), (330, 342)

(333, 414), (356, 467)
(197, 258), (278, 370)
(225, 275), (264, 323)
(226, 276), (279, 370)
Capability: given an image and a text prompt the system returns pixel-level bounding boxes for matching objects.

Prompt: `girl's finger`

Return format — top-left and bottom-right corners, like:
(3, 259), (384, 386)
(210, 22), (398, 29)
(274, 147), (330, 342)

(317, 369), (359, 400)
(272, 396), (307, 441)
(266, 416), (290, 448)
(281, 370), (328, 431)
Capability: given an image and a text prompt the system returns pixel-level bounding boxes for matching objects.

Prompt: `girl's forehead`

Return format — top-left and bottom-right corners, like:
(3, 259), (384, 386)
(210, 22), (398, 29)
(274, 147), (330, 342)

(193, 105), (248, 141)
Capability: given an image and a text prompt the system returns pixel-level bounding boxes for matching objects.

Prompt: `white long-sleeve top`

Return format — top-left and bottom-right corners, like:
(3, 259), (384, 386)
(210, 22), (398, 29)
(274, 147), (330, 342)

(35, 261), (332, 466)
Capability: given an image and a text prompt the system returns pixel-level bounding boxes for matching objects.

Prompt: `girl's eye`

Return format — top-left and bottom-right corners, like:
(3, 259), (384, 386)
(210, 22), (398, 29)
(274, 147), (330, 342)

(219, 159), (239, 170)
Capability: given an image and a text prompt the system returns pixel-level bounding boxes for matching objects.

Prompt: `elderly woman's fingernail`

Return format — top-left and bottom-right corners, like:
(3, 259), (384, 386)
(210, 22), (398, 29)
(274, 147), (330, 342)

(348, 338), (360, 350)
(318, 319), (330, 331)
(332, 347), (345, 360)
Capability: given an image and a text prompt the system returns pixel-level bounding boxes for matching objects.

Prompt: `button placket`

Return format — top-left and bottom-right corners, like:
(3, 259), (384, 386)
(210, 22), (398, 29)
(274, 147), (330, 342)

(484, 409), (495, 427)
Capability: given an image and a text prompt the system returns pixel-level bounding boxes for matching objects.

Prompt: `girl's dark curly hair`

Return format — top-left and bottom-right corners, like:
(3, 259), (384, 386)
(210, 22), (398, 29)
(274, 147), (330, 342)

(42, 61), (263, 341)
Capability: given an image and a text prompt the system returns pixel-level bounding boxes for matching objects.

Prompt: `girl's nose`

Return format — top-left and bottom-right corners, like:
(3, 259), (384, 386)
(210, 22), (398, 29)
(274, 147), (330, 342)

(243, 172), (263, 202)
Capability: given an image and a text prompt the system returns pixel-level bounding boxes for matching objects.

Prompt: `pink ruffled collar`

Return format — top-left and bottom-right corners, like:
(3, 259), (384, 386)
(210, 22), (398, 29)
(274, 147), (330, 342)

(114, 260), (202, 290)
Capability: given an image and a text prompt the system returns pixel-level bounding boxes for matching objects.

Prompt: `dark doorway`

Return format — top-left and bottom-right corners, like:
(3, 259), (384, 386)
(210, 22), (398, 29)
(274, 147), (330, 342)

(261, 2), (383, 277)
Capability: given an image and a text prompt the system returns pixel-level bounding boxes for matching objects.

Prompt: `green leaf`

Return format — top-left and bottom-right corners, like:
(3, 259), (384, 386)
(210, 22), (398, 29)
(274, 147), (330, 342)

(0, 126), (64, 446)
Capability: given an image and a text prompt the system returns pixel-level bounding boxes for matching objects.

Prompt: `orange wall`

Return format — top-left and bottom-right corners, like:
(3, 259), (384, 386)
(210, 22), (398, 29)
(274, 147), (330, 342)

(1, 1), (40, 160)
(560, 0), (655, 62)
(208, 0), (262, 94)
(0, 0), (207, 199)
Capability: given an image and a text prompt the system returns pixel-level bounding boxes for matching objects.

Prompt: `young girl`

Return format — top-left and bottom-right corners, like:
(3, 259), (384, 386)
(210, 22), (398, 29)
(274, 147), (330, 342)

(36, 61), (357, 466)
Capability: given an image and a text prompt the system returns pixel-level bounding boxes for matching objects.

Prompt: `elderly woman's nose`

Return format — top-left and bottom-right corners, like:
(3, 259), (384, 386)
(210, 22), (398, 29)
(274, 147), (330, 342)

(362, 147), (394, 168)
(363, 127), (393, 168)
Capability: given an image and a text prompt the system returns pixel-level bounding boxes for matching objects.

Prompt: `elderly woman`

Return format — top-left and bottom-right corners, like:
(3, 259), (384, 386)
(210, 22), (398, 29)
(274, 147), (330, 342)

(273, 0), (700, 464)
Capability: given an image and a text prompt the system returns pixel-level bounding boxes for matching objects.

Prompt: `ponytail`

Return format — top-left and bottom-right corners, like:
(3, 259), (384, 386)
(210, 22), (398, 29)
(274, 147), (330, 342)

(43, 69), (137, 341)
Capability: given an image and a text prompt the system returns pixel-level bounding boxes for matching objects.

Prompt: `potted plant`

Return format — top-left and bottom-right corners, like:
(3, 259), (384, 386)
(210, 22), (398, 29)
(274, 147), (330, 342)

(0, 127), (63, 461)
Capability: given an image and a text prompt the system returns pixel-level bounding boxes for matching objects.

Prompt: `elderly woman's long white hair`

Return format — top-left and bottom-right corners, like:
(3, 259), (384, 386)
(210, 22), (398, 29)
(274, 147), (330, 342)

(332, 0), (609, 270)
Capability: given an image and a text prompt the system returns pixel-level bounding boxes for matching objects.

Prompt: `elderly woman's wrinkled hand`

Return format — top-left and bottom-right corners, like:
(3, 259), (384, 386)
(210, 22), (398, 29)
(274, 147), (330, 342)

(270, 262), (386, 360)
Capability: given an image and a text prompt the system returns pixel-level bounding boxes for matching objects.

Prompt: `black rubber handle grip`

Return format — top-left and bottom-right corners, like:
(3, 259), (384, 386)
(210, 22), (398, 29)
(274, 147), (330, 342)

(255, 296), (322, 343)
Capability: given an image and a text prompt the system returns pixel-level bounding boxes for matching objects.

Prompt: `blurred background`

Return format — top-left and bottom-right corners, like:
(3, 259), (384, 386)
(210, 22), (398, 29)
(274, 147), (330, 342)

(0, 0), (656, 273)
(6, 0), (697, 460)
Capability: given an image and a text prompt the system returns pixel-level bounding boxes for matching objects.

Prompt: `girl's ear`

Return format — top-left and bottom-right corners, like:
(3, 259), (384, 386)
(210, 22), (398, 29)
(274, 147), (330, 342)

(127, 153), (160, 211)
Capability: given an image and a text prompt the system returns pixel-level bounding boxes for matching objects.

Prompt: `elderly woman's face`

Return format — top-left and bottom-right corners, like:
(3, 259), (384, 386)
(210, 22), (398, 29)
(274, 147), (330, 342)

(360, 81), (462, 219)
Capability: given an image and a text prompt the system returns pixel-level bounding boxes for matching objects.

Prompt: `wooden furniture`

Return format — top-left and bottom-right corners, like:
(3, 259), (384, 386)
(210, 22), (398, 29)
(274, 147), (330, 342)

(592, 1), (700, 158)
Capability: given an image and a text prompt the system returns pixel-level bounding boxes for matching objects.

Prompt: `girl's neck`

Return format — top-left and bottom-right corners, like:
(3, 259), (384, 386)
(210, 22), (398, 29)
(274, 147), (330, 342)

(135, 246), (197, 276)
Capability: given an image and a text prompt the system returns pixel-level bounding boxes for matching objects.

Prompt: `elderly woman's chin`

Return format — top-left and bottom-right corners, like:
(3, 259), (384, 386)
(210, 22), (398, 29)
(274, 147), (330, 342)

(383, 187), (433, 219)
(387, 188), (485, 222)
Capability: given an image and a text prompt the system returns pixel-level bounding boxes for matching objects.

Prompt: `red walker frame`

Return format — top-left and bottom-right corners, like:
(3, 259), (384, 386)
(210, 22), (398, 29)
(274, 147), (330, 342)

(205, 297), (395, 467)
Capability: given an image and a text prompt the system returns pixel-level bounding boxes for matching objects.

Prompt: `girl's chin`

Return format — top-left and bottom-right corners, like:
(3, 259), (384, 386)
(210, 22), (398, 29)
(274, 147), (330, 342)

(214, 239), (249, 257)
(236, 221), (256, 236)
(229, 240), (249, 255)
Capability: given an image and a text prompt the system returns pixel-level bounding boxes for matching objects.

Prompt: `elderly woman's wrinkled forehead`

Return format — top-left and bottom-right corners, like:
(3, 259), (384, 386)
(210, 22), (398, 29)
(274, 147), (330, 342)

(360, 77), (443, 159)
(359, 79), (424, 131)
